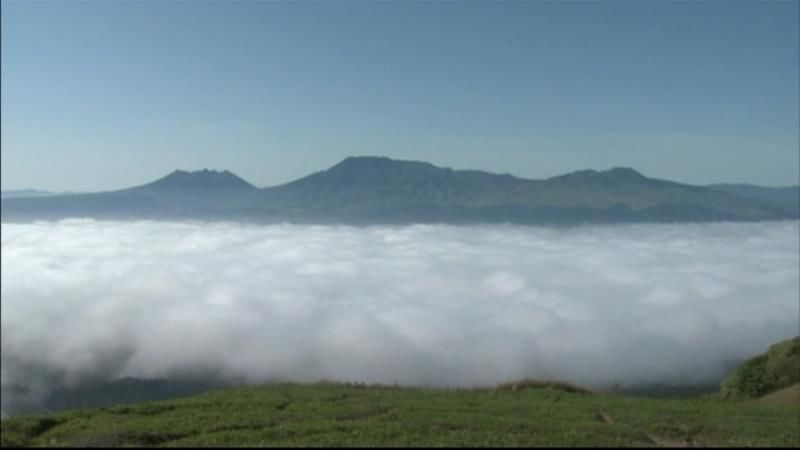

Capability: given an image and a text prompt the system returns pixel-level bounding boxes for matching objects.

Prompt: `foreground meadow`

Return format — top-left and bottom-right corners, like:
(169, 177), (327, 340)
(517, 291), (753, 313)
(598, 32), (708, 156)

(2, 381), (798, 447)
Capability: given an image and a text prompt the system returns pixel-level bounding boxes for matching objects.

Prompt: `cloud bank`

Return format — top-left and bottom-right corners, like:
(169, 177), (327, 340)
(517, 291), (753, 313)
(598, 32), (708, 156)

(2, 220), (798, 412)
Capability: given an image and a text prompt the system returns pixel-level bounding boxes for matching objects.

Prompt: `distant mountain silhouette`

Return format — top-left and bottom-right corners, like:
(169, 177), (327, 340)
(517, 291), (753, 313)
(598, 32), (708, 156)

(132, 169), (257, 193)
(0, 189), (82, 199)
(1, 169), (258, 221)
(1, 189), (54, 199)
(707, 184), (799, 215)
(2, 157), (797, 224)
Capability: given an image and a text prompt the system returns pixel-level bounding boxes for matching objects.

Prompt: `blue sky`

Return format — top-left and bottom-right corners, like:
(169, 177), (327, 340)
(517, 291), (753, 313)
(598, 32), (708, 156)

(1, 0), (798, 191)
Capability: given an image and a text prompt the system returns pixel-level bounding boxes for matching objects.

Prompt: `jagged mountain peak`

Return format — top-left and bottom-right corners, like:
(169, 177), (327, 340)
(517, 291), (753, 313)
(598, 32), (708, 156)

(548, 166), (649, 184)
(143, 169), (256, 191)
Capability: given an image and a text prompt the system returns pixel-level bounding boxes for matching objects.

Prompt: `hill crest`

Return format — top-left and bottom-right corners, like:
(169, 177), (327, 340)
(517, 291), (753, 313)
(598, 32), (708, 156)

(137, 169), (257, 192)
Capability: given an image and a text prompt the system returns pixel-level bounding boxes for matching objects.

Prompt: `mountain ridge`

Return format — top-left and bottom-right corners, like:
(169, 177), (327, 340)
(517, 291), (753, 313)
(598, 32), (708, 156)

(705, 183), (799, 215)
(2, 156), (797, 224)
(134, 169), (257, 192)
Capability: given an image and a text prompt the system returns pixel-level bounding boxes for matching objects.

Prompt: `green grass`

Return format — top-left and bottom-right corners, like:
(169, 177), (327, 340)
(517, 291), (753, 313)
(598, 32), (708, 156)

(758, 383), (800, 407)
(2, 381), (798, 447)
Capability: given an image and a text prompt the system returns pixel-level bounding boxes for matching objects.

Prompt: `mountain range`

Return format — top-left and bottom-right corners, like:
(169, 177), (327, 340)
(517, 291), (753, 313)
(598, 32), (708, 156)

(0, 189), (82, 199)
(1, 156), (797, 225)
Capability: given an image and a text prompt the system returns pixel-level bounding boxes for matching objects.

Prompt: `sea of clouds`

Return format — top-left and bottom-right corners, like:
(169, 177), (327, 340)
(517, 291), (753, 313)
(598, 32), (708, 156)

(2, 219), (798, 412)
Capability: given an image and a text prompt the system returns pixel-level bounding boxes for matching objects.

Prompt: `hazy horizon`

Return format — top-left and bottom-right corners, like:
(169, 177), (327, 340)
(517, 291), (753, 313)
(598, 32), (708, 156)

(2, 156), (800, 193)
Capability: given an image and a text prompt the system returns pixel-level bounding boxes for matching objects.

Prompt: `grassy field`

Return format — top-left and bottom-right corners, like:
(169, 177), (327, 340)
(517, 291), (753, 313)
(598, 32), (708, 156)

(2, 380), (798, 447)
(757, 383), (800, 407)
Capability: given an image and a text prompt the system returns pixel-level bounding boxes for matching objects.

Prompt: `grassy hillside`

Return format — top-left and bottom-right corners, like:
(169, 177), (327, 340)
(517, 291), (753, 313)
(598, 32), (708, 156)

(2, 381), (798, 447)
(720, 336), (800, 400)
(758, 384), (800, 407)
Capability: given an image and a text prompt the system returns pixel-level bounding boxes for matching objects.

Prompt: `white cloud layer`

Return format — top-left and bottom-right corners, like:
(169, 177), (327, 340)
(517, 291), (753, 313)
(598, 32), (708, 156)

(2, 220), (798, 411)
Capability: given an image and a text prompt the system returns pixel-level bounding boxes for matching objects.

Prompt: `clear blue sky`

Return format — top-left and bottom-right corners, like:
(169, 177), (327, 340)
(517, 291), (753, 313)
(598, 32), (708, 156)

(1, 0), (798, 191)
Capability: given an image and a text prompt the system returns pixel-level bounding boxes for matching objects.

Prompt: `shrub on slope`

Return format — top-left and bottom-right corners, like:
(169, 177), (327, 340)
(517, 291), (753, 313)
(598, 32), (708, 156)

(720, 336), (800, 400)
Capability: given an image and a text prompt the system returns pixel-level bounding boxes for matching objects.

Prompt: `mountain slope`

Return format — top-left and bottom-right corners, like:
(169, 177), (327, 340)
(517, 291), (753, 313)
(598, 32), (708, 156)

(707, 184), (799, 215)
(720, 336), (800, 400)
(1, 170), (259, 221)
(1, 157), (796, 224)
(250, 157), (793, 224)
(130, 169), (257, 193)
(255, 156), (530, 212)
